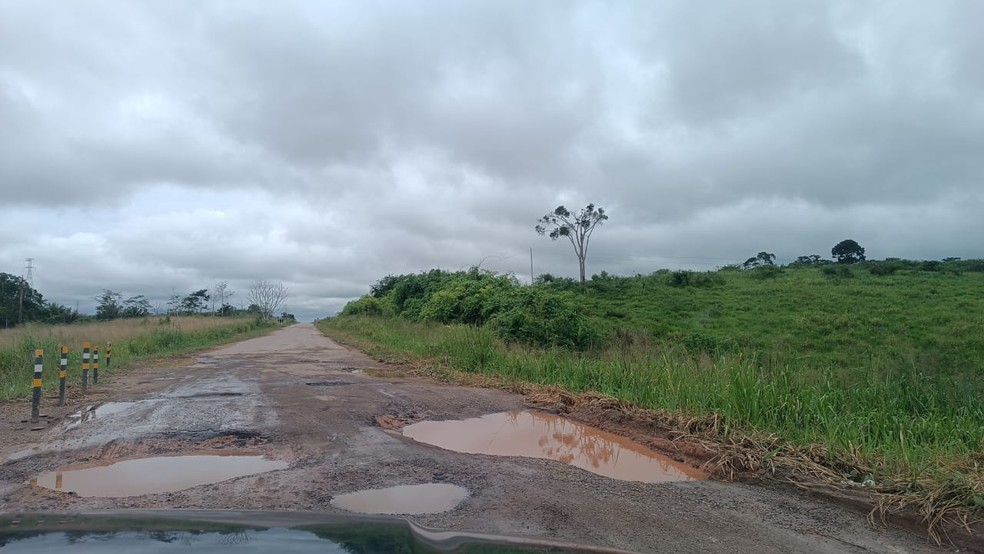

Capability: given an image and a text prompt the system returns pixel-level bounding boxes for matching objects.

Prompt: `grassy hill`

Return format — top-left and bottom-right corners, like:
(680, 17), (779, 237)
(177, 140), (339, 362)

(320, 261), (984, 529)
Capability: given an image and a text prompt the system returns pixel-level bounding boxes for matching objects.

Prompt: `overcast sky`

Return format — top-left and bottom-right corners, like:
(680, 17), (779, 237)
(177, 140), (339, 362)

(1, 1), (982, 320)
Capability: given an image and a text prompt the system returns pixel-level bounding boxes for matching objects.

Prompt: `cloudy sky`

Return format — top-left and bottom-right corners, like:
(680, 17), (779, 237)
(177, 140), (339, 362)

(1, 1), (982, 320)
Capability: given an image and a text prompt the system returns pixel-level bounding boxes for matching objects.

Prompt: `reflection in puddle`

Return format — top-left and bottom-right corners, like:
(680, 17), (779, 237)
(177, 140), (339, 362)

(403, 411), (704, 483)
(331, 483), (469, 515)
(33, 455), (287, 497)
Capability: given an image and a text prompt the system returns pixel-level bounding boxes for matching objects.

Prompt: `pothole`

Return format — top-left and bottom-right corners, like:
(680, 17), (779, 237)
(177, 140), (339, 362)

(330, 483), (469, 515)
(305, 380), (352, 387)
(170, 392), (246, 399)
(402, 411), (705, 483)
(64, 401), (161, 430)
(32, 454), (287, 497)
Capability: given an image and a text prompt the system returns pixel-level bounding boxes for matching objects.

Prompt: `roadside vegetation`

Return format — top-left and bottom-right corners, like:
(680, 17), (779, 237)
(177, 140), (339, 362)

(320, 256), (984, 538)
(0, 316), (275, 400)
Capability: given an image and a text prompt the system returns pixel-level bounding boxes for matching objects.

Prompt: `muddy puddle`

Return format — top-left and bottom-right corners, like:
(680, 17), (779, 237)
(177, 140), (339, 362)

(64, 401), (160, 430)
(331, 483), (469, 515)
(33, 454), (287, 497)
(403, 411), (704, 483)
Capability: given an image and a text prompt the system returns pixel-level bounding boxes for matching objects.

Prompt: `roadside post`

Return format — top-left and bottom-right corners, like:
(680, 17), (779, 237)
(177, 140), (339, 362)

(30, 349), (43, 424)
(82, 341), (90, 396)
(58, 345), (68, 406)
(93, 345), (100, 385)
(106, 342), (112, 370)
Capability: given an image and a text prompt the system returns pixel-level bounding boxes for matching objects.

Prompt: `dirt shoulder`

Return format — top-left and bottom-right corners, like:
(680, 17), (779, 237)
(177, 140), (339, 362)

(0, 324), (966, 553)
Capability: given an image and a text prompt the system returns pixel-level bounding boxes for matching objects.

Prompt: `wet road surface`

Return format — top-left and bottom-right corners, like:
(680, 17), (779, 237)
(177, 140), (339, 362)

(0, 324), (952, 553)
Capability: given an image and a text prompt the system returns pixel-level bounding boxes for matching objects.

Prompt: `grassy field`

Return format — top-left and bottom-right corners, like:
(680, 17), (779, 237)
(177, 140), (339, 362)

(0, 316), (275, 400)
(320, 265), (984, 531)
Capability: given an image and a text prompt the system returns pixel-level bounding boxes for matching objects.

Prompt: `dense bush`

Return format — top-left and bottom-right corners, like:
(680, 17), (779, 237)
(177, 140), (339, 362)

(822, 265), (854, 278)
(668, 270), (725, 288)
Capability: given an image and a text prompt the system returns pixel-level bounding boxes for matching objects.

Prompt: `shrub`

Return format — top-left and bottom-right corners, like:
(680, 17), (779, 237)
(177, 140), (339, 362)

(869, 261), (901, 276)
(669, 270), (725, 288)
(487, 288), (604, 349)
(751, 265), (783, 279)
(822, 265), (854, 278)
(341, 295), (390, 316)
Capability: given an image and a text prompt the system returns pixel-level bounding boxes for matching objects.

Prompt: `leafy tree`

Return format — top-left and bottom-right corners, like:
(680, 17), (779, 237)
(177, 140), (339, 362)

(95, 290), (124, 320)
(536, 203), (608, 284)
(181, 289), (210, 314)
(789, 254), (825, 267)
(832, 239), (866, 264)
(742, 251), (776, 269)
(42, 302), (80, 324)
(122, 295), (151, 318)
(0, 273), (45, 327)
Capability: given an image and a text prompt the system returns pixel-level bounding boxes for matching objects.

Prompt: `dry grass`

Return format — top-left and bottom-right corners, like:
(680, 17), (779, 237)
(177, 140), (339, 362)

(0, 316), (271, 399)
(0, 317), (240, 350)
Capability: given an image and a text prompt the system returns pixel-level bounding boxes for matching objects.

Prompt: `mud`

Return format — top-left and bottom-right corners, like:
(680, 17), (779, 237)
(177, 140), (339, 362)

(0, 324), (964, 553)
(330, 483), (470, 515)
(403, 411), (703, 483)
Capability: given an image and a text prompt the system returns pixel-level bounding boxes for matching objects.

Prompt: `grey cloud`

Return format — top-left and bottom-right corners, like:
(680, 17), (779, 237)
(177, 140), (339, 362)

(1, 0), (983, 320)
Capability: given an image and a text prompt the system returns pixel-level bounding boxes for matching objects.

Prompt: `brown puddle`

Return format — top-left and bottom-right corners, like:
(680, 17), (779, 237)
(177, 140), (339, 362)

(403, 411), (705, 483)
(331, 483), (469, 515)
(64, 401), (160, 430)
(33, 454), (287, 497)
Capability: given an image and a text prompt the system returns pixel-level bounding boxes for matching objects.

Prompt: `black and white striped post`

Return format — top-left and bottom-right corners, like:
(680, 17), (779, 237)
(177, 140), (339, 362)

(58, 345), (68, 406)
(93, 345), (100, 385)
(82, 341), (90, 396)
(30, 349), (43, 424)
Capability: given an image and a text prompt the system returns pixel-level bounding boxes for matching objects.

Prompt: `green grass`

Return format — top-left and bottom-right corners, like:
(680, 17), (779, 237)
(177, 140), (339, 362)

(320, 266), (984, 524)
(0, 316), (276, 400)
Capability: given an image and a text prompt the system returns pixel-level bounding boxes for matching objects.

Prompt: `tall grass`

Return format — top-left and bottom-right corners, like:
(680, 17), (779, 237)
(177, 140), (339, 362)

(0, 316), (272, 399)
(320, 316), (984, 483)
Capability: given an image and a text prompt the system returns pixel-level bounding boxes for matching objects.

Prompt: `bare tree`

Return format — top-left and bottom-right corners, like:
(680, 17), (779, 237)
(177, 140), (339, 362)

(536, 203), (609, 284)
(214, 281), (233, 314)
(246, 280), (288, 319)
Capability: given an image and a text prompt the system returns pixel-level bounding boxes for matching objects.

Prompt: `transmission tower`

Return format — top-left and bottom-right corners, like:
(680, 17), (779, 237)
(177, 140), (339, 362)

(24, 258), (35, 287)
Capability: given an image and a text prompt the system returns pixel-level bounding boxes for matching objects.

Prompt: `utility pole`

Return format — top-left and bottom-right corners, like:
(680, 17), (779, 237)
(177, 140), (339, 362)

(530, 248), (534, 285)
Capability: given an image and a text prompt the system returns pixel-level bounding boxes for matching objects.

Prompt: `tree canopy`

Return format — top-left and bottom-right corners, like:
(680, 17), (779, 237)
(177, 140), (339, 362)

(535, 203), (608, 284)
(832, 239), (866, 264)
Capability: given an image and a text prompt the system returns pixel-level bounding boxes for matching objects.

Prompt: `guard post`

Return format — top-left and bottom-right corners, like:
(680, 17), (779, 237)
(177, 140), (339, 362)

(82, 341), (90, 396)
(31, 349), (43, 423)
(106, 342), (112, 370)
(58, 345), (68, 406)
(93, 345), (100, 385)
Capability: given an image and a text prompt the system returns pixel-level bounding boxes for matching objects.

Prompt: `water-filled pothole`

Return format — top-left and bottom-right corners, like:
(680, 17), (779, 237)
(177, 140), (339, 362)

(331, 483), (469, 515)
(33, 454), (287, 497)
(64, 401), (160, 430)
(403, 411), (705, 483)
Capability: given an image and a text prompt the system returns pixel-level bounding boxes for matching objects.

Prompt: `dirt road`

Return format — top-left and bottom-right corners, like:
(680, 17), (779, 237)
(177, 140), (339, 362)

(0, 324), (954, 553)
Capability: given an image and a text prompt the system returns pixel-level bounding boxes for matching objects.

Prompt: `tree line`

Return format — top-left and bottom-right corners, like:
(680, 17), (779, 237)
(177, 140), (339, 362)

(0, 276), (290, 328)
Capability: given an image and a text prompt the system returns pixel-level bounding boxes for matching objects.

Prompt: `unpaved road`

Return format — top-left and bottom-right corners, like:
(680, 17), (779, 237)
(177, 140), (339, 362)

(0, 324), (958, 553)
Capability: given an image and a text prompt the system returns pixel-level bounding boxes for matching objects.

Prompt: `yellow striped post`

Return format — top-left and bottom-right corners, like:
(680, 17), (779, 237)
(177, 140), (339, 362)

(58, 345), (68, 406)
(106, 342), (112, 369)
(93, 345), (100, 385)
(30, 349), (43, 423)
(82, 341), (90, 396)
